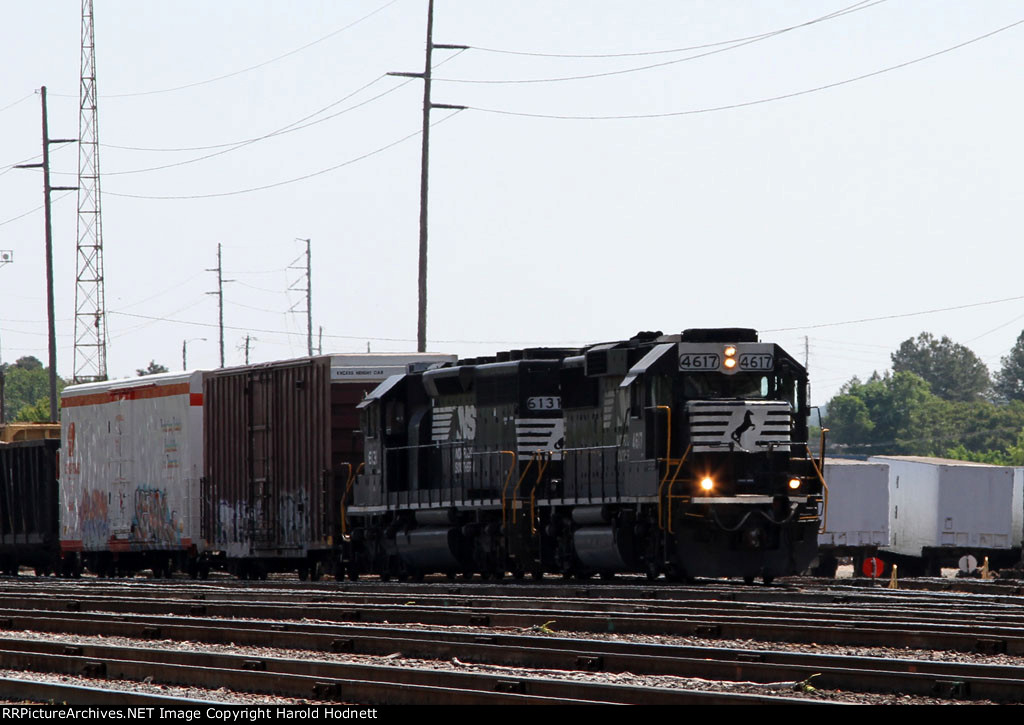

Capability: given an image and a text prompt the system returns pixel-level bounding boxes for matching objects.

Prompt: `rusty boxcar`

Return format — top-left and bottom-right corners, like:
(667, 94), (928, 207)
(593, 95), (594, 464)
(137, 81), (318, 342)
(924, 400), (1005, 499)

(201, 353), (454, 579)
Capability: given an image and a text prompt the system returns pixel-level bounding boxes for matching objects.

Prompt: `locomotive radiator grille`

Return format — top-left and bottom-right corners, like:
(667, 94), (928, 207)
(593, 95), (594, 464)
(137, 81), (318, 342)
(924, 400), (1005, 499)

(686, 400), (792, 453)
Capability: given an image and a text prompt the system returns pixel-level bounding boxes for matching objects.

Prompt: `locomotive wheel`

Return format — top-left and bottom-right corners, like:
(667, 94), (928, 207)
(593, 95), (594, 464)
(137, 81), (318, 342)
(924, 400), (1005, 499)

(297, 566), (309, 581)
(762, 575), (774, 586)
(531, 569), (544, 581)
(600, 572), (616, 581)
(743, 576), (755, 585)
(311, 563), (323, 582)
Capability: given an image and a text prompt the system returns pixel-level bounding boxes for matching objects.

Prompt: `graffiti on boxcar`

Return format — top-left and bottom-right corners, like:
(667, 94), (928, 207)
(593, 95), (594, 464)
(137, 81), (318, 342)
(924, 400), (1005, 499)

(215, 500), (251, 544)
(132, 487), (182, 544)
(79, 488), (109, 547)
(277, 490), (311, 545)
(160, 416), (182, 471)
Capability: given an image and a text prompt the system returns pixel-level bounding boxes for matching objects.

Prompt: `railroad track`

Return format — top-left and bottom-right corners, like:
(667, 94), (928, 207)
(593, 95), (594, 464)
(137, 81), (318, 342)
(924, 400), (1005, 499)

(0, 586), (1023, 654)
(0, 578), (1022, 704)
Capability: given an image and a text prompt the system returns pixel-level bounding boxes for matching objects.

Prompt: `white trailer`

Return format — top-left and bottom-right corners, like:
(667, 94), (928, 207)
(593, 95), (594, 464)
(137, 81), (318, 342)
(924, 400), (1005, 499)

(60, 371), (205, 577)
(815, 458), (890, 576)
(869, 455), (1020, 575)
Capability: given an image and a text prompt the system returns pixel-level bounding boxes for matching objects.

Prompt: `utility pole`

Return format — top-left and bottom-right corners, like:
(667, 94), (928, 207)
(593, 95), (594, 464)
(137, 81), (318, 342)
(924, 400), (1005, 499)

(16, 87), (77, 423)
(0, 261), (11, 422)
(244, 335), (253, 365)
(389, 0), (466, 352)
(73, 0), (109, 384)
(205, 243), (233, 367)
(289, 238), (313, 357)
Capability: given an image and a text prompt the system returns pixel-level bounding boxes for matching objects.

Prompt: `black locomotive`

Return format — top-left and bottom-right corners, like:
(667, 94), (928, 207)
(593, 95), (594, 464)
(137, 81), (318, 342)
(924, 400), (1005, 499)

(344, 328), (823, 583)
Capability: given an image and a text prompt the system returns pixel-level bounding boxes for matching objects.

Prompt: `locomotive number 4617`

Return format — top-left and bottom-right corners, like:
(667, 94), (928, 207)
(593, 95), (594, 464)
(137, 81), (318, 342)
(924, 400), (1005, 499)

(678, 354), (720, 370)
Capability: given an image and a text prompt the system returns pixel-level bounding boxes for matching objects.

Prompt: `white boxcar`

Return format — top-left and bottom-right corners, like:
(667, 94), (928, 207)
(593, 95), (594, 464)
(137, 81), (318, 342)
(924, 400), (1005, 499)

(820, 458), (890, 550)
(869, 456), (1018, 568)
(60, 371), (205, 576)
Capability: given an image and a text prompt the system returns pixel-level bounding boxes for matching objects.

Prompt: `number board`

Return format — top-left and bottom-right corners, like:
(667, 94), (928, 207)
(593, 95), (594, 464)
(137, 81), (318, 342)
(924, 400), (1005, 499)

(526, 396), (561, 411)
(677, 343), (775, 373)
(678, 353), (720, 371)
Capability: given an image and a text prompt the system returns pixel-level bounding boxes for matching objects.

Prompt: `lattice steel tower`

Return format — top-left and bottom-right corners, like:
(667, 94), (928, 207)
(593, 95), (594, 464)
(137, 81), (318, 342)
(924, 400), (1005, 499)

(73, 0), (109, 383)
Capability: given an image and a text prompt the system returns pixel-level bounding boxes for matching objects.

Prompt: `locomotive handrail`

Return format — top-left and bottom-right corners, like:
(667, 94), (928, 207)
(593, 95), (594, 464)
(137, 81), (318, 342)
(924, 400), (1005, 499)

(655, 405), (672, 478)
(806, 443), (829, 533)
(476, 450), (516, 527)
(511, 453), (538, 524)
(659, 444), (692, 533)
(512, 450), (551, 525)
(339, 462), (362, 542)
(529, 451), (552, 536)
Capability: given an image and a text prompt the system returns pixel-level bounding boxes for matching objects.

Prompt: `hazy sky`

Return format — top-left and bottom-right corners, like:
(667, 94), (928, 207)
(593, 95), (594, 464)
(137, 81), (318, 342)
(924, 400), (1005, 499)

(1, 0), (1022, 406)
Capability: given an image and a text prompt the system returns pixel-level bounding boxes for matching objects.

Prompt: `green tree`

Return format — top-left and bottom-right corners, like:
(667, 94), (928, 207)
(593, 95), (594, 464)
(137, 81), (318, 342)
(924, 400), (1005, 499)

(136, 361), (169, 376)
(14, 395), (56, 423)
(0, 363), (66, 422)
(994, 330), (1024, 402)
(891, 332), (991, 403)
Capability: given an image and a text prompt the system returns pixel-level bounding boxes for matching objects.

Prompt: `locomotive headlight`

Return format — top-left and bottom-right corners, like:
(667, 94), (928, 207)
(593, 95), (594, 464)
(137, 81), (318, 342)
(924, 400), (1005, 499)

(724, 346), (737, 357)
(700, 477), (714, 491)
(788, 478), (801, 490)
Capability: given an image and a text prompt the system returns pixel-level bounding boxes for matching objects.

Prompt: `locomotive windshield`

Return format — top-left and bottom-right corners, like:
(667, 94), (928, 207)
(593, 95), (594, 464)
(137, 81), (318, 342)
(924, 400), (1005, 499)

(682, 372), (798, 408)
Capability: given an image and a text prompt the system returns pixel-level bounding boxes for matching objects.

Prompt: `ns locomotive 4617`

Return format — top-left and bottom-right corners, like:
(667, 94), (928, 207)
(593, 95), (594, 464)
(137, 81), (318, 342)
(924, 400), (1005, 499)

(344, 328), (824, 584)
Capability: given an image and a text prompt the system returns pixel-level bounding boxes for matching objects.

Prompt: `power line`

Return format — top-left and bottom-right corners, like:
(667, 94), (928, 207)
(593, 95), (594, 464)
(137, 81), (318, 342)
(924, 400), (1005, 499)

(97, 77), (414, 176)
(107, 309), (597, 346)
(104, 109), (464, 200)
(466, 18), (1024, 120)
(762, 294), (1024, 334)
(467, 0), (880, 59)
(54, 0), (403, 99)
(0, 93), (34, 114)
(102, 76), (394, 153)
(438, 0), (885, 85)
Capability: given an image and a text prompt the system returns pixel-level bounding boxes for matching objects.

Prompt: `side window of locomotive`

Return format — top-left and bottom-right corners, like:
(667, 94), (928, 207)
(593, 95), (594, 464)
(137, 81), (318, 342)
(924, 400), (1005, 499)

(629, 380), (642, 418)
(364, 407), (379, 439)
(777, 375), (797, 408)
(385, 401), (405, 435)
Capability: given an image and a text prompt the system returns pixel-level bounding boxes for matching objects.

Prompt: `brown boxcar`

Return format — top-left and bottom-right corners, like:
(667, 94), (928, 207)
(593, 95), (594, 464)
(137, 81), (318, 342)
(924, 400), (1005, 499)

(0, 439), (60, 575)
(201, 353), (454, 579)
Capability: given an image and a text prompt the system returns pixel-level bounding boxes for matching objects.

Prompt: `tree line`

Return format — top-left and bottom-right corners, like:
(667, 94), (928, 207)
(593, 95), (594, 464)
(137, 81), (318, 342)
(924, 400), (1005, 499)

(825, 331), (1024, 465)
(0, 357), (168, 423)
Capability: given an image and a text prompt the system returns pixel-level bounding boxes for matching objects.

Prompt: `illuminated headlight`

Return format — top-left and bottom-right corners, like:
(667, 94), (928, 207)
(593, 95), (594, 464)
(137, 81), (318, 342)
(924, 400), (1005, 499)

(788, 478), (801, 490)
(723, 358), (737, 369)
(700, 477), (714, 491)
(724, 346), (737, 357)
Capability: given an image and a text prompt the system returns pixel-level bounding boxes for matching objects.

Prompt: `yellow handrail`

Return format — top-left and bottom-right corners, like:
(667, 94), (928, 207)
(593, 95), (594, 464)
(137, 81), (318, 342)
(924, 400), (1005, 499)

(339, 462), (360, 541)
(529, 452), (552, 534)
(806, 444), (829, 533)
(497, 450), (518, 527)
(660, 444), (692, 533)
(511, 452), (538, 524)
(655, 405), (672, 485)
